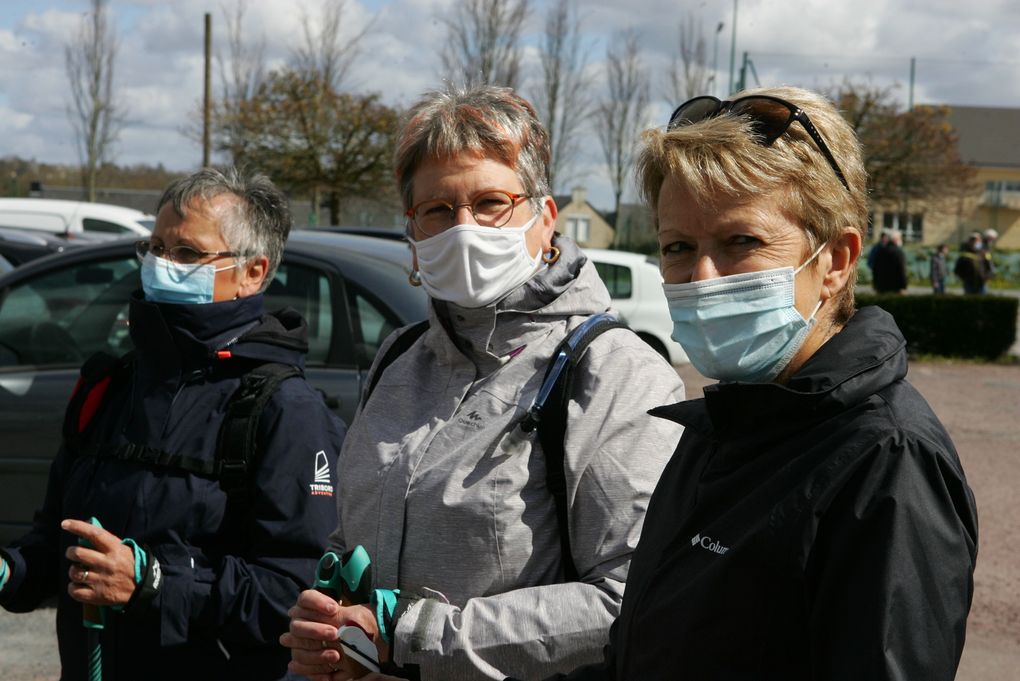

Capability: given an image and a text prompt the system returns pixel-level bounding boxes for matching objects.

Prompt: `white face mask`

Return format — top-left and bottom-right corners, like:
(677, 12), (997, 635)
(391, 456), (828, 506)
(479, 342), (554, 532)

(411, 214), (542, 308)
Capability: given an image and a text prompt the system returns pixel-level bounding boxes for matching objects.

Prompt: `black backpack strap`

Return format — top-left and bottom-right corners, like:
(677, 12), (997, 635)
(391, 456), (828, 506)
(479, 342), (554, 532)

(362, 321), (430, 407)
(521, 312), (628, 582)
(216, 362), (303, 494)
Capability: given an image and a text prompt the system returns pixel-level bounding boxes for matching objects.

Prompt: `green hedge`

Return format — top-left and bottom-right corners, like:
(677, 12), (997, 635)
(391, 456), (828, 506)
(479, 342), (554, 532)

(855, 293), (1018, 359)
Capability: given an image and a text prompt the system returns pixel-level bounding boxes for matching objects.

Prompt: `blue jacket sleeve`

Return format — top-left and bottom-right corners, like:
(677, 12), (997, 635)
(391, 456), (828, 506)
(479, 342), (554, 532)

(146, 382), (346, 647)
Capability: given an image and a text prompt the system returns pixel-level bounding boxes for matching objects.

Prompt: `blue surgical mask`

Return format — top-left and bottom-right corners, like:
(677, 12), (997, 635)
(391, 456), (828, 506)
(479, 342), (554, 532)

(140, 252), (237, 305)
(662, 245), (825, 383)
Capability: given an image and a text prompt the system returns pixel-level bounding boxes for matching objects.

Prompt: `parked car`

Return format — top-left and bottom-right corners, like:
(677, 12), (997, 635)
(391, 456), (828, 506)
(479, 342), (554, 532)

(302, 226), (408, 241)
(0, 231), (426, 544)
(0, 198), (155, 241)
(585, 248), (688, 366)
(0, 226), (82, 266)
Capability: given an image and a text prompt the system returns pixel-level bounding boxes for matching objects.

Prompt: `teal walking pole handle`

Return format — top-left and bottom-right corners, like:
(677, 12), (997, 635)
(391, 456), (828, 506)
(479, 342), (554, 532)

(79, 516), (104, 681)
(314, 545), (372, 606)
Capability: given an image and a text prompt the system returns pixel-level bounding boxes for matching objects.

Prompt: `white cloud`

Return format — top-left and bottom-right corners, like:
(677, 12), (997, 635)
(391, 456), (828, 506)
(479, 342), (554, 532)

(0, 0), (1017, 208)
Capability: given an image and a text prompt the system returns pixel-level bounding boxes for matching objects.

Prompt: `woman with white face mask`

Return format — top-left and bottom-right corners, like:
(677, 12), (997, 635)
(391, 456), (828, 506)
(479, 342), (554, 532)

(281, 86), (686, 680)
(533, 87), (978, 681)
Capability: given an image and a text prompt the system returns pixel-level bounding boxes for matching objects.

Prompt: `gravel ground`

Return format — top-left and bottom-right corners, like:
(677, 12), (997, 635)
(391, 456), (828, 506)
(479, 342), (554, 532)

(2, 359), (1017, 680)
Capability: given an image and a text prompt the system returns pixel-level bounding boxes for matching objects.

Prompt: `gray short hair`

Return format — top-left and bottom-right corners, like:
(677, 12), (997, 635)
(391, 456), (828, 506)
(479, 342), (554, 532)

(395, 85), (552, 218)
(156, 167), (291, 291)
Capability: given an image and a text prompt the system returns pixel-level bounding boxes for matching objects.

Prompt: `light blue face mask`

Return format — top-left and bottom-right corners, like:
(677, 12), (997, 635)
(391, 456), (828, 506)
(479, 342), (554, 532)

(662, 245), (825, 383)
(140, 252), (237, 305)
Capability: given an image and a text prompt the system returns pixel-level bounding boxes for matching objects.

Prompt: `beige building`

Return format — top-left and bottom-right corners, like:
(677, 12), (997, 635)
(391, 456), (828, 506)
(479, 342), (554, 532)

(889, 106), (1020, 248)
(554, 186), (614, 248)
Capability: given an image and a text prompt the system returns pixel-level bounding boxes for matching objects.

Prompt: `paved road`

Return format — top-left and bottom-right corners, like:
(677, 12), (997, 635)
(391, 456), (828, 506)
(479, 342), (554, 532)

(2, 357), (1017, 680)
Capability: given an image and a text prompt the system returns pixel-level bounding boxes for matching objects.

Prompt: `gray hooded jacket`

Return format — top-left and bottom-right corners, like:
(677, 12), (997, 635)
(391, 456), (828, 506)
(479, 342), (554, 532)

(330, 238), (685, 680)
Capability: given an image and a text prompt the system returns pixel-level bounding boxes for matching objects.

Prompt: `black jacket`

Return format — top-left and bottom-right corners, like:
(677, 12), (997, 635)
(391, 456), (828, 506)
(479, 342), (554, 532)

(871, 242), (908, 293)
(557, 306), (978, 681)
(0, 293), (346, 680)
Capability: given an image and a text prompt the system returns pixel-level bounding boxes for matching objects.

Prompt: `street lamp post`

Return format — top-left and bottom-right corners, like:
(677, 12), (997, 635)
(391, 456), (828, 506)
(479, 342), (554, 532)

(727, 0), (738, 95)
(713, 21), (724, 98)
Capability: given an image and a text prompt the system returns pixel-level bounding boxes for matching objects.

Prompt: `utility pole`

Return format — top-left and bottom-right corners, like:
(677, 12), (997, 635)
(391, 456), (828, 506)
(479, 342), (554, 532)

(908, 56), (916, 111)
(727, 0), (738, 95)
(202, 12), (212, 168)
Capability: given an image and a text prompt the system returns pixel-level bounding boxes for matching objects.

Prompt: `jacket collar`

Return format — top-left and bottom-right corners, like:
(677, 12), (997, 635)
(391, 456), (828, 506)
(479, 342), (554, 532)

(128, 291), (308, 370)
(652, 306), (907, 440)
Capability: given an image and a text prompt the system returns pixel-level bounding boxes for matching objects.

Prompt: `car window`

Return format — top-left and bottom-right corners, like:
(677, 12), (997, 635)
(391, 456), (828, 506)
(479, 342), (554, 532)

(349, 287), (401, 367)
(0, 255), (138, 368)
(594, 262), (633, 299)
(265, 262), (333, 366)
(83, 218), (132, 234)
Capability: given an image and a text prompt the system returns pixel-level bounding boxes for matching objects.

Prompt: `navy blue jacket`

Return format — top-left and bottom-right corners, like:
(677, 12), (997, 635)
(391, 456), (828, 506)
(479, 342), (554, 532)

(0, 293), (346, 680)
(552, 307), (978, 681)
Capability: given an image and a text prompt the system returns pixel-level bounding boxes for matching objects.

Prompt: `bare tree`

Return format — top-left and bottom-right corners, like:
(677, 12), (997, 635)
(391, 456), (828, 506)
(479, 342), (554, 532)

(291, 0), (369, 92)
(666, 13), (711, 105)
(438, 0), (530, 89)
(597, 29), (649, 244)
(532, 0), (591, 192)
(65, 0), (122, 202)
(213, 0), (267, 164)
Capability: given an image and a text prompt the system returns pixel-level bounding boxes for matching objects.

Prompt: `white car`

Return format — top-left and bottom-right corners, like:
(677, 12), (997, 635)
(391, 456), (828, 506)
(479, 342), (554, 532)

(585, 248), (688, 365)
(0, 198), (154, 240)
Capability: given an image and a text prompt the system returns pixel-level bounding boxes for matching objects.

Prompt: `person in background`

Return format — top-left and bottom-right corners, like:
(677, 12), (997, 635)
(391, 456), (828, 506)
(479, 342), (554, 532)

(955, 231), (987, 294)
(981, 227), (998, 291)
(930, 243), (949, 294)
(280, 85), (685, 681)
(537, 86), (978, 681)
(871, 228), (908, 293)
(0, 168), (345, 680)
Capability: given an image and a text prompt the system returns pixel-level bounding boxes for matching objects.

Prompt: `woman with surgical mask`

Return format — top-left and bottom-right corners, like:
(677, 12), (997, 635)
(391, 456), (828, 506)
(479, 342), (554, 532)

(532, 87), (978, 681)
(281, 86), (686, 680)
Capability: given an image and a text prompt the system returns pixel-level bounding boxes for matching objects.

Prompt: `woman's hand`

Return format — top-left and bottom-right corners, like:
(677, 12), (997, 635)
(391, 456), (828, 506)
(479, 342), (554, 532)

(61, 519), (137, 607)
(281, 589), (391, 679)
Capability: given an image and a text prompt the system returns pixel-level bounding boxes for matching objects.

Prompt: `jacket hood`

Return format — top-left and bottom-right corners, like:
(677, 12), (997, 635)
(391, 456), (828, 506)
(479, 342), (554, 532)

(427, 235), (612, 368)
(652, 306), (907, 440)
(129, 291), (309, 370)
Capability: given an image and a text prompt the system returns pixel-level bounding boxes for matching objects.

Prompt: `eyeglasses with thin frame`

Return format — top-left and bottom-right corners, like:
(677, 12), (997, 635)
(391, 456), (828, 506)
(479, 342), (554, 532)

(406, 189), (531, 237)
(135, 240), (240, 266)
(667, 95), (851, 192)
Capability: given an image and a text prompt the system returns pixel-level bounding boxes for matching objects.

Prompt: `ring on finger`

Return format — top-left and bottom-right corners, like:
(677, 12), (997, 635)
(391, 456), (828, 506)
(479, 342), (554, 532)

(321, 640), (328, 650)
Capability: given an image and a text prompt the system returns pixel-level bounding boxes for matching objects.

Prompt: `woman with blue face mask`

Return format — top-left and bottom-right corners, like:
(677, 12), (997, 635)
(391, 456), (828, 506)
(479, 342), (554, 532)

(529, 87), (979, 681)
(281, 85), (686, 680)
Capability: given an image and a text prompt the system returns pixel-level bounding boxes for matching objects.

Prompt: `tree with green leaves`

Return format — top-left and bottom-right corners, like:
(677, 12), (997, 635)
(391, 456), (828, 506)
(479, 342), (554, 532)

(226, 70), (399, 225)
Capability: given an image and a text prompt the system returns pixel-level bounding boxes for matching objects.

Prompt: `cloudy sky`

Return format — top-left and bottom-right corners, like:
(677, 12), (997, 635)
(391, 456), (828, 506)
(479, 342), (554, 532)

(0, 0), (1018, 210)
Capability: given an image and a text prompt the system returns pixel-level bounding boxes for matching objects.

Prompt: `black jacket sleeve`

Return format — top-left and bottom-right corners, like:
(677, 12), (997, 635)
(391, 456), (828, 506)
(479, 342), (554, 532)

(804, 433), (978, 681)
(0, 443), (72, 613)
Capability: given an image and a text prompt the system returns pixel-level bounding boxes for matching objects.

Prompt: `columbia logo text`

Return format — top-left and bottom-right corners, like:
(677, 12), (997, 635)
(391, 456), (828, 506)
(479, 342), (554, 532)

(690, 533), (730, 555)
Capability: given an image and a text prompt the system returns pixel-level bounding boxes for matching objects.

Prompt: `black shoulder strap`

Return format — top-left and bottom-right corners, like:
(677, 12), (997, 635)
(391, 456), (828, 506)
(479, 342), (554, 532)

(362, 321), (429, 406)
(216, 361), (303, 494)
(524, 313), (628, 582)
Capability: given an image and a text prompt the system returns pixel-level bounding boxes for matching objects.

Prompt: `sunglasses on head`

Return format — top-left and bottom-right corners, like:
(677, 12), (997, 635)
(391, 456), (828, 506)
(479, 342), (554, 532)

(667, 95), (850, 192)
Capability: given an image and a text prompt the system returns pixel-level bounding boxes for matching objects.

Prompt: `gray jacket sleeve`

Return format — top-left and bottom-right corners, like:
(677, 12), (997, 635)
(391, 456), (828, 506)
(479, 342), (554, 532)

(392, 331), (685, 680)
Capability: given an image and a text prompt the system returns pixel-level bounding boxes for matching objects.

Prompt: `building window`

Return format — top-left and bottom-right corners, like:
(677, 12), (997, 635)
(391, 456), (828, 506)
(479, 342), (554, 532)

(565, 216), (590, 243)
(881, 212), (924, 243)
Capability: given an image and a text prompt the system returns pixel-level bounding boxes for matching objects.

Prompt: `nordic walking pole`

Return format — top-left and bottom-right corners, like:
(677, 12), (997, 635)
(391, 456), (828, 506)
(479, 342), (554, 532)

(80, 517), (105, 681)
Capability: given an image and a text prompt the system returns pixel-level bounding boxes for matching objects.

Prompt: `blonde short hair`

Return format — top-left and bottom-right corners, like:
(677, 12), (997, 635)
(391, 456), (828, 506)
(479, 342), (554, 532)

(638, 86), (868, 323)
